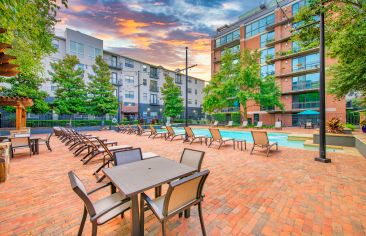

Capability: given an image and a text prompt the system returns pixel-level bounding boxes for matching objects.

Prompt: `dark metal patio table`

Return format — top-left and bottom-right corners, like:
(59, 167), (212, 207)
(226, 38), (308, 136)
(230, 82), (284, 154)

(103, 156), (196, 236)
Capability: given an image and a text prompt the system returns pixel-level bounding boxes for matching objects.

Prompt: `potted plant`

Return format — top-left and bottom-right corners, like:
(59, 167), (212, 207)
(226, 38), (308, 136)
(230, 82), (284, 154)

(361, 119), (366, 133)
(326, 117), (344, 134)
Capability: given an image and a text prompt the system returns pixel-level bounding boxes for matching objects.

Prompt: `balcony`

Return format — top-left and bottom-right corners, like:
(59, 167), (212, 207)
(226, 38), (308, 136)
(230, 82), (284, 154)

(267, 47), (319, 64)
(282, 82), (319, 95)
(292, 101), (320, 110)
(149, 101), (159, 106)
(220, 107), (240, 113)
(265, 35), (291, 47)
(149, 87), (159, 93)
(265, 16), (294, 31)
(277, 62), (320, 78)
(105, 59), (122, 70)
(150, 72), (159, 79)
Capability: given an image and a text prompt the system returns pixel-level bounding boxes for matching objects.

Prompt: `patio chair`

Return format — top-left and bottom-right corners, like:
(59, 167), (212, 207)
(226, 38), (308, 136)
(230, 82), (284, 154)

(165, 126), (185, 141)
(305, 121), (313, 129)
(180, 148), (205, 171)
(149, 125), (167, 139)
(225, 121), (233, 127)
(141, 170), (210, 236)
(250, 131), (278, 157)
(275, 121), (282, 130)
(68, 171), (131, 236)
(113, 148), (143, 166)
(242, 120), (248, 128)
(137, 124), (152, 136)
(208, 128), (235, 149)
(10, 128), (30, 136)
(211, 121), (218, 127)
(9, 137), (32, 157)
(38, 132), (52, 151)
(184, 127), (208, 145)
(254, 121), (263, 129)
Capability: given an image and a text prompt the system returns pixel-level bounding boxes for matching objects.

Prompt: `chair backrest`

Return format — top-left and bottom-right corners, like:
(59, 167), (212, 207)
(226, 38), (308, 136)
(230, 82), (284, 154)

(10, 128), (30, 135)
(242, 120), (248, 127)
(306, 121), (312, 126)
(137, 124), (143, 132)
(163, 170), (209, 217)
(180, 148), (205, 172)
(113, 148), (142, 166)
(10, 137), (30, 148)
(251, 131), (269, 145)
(227, 121), (233, 126)
(166, 126), (175, 135)
(150, 125), (157, 134)
(209, 128), (221, 141)
(275, 121), (282, 128)
(13, 133), (30, 138)
(96, 138), (114, 159)
(256, 121), (263, 127)
(213, 121), (218, 126)
(46, 132), (52, 142)
(184, 127), (194, 138)
(68, 171), (96, 216)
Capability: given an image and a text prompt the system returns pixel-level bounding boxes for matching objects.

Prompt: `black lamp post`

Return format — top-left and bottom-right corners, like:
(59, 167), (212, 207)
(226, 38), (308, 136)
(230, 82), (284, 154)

(116, 79), (123, 123)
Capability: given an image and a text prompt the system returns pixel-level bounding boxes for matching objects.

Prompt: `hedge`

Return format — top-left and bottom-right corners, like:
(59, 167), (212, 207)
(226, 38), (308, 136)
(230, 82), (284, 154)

(231, 112), (241, 125)
(26, 119), (113, 128)
(212, 113), (226, 123)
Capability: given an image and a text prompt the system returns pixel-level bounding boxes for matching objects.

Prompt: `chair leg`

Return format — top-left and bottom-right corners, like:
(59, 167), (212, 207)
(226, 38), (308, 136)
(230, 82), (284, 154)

(162, 220), (166, 236)
(266, 147), (270, 157)
(140, 195), (145, 233)
(250, 145), (255, 155)
(78, 207), (87, 236)
(91, 222), (98, 236)
(198, 203), (207, 236)
(208, 140), (213, 148)
(46, 141), (52, 152)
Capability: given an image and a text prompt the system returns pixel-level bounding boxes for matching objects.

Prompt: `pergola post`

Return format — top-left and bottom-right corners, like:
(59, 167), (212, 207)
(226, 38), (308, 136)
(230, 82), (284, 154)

(15, 106), (22, 130)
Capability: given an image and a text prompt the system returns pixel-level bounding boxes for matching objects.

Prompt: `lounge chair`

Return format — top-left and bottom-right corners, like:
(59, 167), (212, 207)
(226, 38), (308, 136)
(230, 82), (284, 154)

(141, 170), (210, 236)
(242, 120), (248, 128)
(184, 127), (208, 145)
(149, 125), (167, 139)
(254, 121), (263, 129)
(38, 132), (52, 151)
(137, 124), (152, 136)
(275, 121), (282, 130)
(165, 126), (185, 141)
(126, 124), (138, 134)
(250, 131), (278, 157)
(212, 121), (218, 127)
(225, 121), (233, 127)
(68, 171), (131, 236)
(208, 128), (235, 149)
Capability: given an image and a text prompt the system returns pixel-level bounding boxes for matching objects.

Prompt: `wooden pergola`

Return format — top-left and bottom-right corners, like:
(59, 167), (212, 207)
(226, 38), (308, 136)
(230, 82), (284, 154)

(0, 28), (33, 130)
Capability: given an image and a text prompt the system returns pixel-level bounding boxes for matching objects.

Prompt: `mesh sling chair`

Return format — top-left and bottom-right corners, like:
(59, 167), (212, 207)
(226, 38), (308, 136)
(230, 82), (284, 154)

(10, 137), (32, 158)
(250, 130), (278, 157)
(165, 126), (185, 141)
(113, 148), (143, 166)
(68, 171), (131, 236)
(141, 170), (210, 236)
(137, 124), (152, 136)
(38, 132), (52, 152)
(208, 128), (235, 149)
(184, 127), (207, 145)
(93, 138), (133, 182)
(149, 125), (167, 139)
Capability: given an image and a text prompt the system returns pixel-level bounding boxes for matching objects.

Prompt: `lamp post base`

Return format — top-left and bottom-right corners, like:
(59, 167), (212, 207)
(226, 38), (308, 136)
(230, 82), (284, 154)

(314, 157), (331, 163)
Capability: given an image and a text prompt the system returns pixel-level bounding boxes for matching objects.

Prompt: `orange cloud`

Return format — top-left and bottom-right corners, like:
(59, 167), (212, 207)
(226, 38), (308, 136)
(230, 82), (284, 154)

(117, 19), (149, 35)
(190, 38), (210, 52)
(69, 4), (88, 12)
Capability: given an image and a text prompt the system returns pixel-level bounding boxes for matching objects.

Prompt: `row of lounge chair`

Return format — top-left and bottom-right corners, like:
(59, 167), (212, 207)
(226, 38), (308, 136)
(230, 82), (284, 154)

(117, 124), (279, 157)
(211, 120), (283, 130)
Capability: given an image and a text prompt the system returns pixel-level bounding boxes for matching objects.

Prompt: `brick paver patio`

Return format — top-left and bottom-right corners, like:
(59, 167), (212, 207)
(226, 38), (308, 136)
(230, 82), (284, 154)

(1, 130), (366, 235)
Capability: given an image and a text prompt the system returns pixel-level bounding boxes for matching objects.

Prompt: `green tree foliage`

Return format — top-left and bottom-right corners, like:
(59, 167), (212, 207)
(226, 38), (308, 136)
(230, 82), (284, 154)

(0, 0), (67, 113)
(203, 49), (283, 119)
(88, 55), (118, 117)
(50, 55), (88, 115)
(292, 0), (366, 104)
(160, 76), (184, 118)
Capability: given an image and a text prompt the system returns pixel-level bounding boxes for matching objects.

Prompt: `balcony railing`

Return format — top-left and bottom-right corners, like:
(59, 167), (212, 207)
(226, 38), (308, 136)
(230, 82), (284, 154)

(150, 101), (159, 106)
(104, 59), (122, 70)
(292, 62), (320, 73)
(292, 101), (320, 110)
(221, 107), (240, 113)
(292, 82), (319, 91)
(150, 72), (159, 79)
(149, 87), (159, 92)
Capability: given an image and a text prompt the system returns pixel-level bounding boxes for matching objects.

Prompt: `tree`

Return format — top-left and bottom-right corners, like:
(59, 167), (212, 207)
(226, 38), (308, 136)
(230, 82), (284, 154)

(160, 76), (184, 118)
(50, 55), (88, 115)
(88, 55), (118, 117)
(203, 49), (283, 119)
(0, 0), (67, 112)
(292, 0), (366, 104)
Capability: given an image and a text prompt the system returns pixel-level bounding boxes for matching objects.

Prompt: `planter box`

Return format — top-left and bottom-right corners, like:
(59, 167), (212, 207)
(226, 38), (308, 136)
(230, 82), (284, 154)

(313, 133), (355, 147)
(355, 136), (366, 158)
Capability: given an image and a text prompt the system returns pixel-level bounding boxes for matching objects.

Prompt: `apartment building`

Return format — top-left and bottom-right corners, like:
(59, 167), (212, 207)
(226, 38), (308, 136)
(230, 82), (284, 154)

(42, 29), (205, 120)
(211, 0), (346, 126)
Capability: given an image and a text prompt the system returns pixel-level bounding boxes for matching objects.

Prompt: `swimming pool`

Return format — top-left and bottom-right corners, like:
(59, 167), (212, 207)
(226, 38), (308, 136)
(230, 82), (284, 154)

(171, 128), (341, 152)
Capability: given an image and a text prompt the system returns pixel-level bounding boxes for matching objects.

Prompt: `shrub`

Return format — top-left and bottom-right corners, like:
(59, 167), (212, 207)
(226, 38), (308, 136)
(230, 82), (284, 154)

(133, 120), (139, 124)
(345, 123), (355, 131)
(361, 120), (366, 126)
(212, 113), (226, 123)
(326, 117), (344, 134)
(231, 112), (241, 125)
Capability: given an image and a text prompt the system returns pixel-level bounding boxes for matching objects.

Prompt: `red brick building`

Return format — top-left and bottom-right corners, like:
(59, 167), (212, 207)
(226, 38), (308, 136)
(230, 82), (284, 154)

(211, 0), (346, 126)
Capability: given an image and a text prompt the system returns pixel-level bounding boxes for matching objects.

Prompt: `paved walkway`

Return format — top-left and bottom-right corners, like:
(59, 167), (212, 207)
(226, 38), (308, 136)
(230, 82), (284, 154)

(1, 130), (366, 235)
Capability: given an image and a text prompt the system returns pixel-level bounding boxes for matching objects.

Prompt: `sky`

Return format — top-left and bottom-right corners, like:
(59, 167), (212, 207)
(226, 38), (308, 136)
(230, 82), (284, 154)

(55, 0), (263, 81)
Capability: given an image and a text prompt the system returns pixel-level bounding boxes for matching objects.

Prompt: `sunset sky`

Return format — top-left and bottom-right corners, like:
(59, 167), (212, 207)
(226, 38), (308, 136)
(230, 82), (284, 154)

(55, 0), (263, 81)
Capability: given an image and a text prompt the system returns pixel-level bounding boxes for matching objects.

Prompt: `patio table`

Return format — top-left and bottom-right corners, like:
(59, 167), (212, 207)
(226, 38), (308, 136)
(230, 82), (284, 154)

(103, 156), (196, 236)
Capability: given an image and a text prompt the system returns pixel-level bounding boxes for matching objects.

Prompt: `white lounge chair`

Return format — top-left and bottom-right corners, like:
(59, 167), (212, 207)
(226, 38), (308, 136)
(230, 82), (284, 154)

(255, 121), (263, 129)
(225, 121), (233, 127)
(242, 120), (248, 128)
(275, 121), (282, 130)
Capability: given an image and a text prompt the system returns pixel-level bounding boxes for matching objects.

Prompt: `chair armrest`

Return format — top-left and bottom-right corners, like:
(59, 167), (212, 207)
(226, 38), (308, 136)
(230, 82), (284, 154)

(88, 182), (112, 195)
(91, 198), (130, 221)
(141, 193), (164, 220)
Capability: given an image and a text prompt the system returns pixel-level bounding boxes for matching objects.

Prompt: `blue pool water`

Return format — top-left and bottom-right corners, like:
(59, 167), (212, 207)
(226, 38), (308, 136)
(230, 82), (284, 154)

(168, 128), (341, 152)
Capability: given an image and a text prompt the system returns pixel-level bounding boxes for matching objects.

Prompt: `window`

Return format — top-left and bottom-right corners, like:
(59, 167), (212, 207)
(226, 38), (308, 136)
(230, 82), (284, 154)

(292, 73), (319, 91)
(150, 94), (158, 104)
(292, 53), (319, 72)
(70, 41), (84, 56)
(111, 72), (118, 84)
(195, 89), (197, 95)
(292, 41), (301, 53)
(51, 85), (57, 91)
(111, 56), (118, 67)
(188, 88), (192, 94)
(125, 91), (134, 99)
(175, 74), (182, 84)
(125, 75), (134, 84)
(142, 65), (148, 72)
(150, 80), (158, 92)
(125, 58), (134, 68)
(292, 92), (320, 109)
(76, 64), (85, 71)
(221, 45), (240, 57)
(215, 29), (240, 48)
(188, 99), (192, 105)
(143, 79), (147, 86)
(195, 79), (197, 84)
(195, 100), (197, 105)
(260, 64), (275, 77)
(260, 47), (275, 64)
(292, 0), (307, 16)
(260, 31), (275, 48)
(245, 14), (274, 38)
(177, 86), (182, 95)
(89, 47), (102, 58)
(95, 48), (102, 57)
(150, 67), (158, 78)
(188, 79), (192, 83)
(52, 39), (59, 49)
(143, 93), (148, 101)
(124, 102), (135, 106)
